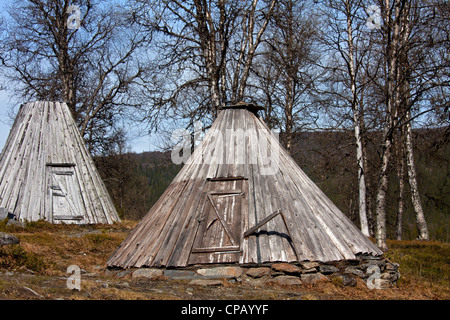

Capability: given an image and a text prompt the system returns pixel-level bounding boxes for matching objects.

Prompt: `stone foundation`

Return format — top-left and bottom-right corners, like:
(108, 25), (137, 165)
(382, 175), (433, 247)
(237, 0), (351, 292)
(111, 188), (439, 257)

(127, 255), (400, 289)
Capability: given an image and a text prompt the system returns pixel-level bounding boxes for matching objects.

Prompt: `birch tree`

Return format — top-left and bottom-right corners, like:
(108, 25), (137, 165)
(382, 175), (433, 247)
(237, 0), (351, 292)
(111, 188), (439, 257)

(255, 0), (318, 154)
(131, 0), (275, 128)
(0, 0), (152, 152)
(374, 0), (404, 251)
(373, 0), (448, 247)
(318, 0), (372, 236)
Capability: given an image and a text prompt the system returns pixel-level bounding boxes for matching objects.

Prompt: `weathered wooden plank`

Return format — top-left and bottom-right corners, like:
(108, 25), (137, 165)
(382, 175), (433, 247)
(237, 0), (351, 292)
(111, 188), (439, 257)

(191, 246), (240, 253)
(46, 163), (76, 167)
(243, 210), (281, 238)
(53, 215), (83, 220)
(169, 180), (209, 266)
(207, 176), (247, 181)
(241, 113), (260, 264)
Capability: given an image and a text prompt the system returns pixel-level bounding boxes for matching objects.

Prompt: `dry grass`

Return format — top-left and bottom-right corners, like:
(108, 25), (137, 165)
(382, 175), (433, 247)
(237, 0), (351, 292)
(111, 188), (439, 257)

(0, 220), (448, 300)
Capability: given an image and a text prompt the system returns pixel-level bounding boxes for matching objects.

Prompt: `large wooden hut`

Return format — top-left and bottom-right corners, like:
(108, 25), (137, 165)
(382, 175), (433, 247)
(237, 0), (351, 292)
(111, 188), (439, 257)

(0, 101), (120, 224)
(108, 102), (381, 268)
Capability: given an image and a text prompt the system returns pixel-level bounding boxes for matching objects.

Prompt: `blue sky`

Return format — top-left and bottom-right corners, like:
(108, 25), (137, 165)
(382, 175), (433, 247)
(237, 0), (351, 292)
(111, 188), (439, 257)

(0, 88), (16, 153)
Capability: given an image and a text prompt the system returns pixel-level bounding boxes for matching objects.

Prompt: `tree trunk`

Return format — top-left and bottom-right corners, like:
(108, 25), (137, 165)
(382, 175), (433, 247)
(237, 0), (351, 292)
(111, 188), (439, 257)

(405, 110), (429, 240)
(375, 0), (402, 251)
(395, 1), (429, 241)
(284, 76), (294, 153)
(354, 116), (370, 237)
(235, 0), (276, 102)
(345, 0), (369, 236)
(375, 134), (392, 251)
(395, 131), (406, 240)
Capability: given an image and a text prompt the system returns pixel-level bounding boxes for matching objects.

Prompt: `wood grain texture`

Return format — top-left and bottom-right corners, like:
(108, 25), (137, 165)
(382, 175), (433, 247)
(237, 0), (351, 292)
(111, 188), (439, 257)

(108, 105), (382, 268)
(0, 101), (120, 224)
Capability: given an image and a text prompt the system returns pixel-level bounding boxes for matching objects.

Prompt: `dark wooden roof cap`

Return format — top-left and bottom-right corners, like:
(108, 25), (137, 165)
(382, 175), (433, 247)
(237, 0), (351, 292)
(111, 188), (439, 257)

(219, 101), (264, 113)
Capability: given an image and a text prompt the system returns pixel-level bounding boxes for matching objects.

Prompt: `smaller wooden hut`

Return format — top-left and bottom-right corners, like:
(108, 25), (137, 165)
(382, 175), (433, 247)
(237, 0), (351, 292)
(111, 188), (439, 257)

(0, 101), (120, 224)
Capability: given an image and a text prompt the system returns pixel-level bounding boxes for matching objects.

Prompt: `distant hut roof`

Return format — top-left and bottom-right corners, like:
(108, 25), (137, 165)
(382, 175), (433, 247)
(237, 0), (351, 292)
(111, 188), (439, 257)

(108, 104), (381, 268)
(0, 101), (120, 224)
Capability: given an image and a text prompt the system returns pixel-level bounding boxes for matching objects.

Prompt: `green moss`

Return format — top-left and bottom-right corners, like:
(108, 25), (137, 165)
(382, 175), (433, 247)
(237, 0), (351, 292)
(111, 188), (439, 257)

(386, 241), (450, 287)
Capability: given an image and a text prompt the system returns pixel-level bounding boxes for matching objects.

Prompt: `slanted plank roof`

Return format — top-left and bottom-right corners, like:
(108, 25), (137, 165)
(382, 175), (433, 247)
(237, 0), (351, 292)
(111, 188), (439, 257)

(0, 101), (120, 224)
(108, 103), (381, 268)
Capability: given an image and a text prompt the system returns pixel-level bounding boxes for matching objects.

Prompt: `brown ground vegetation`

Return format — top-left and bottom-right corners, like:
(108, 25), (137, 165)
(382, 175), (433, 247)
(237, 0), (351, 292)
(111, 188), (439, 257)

(0, 220), (448, 300)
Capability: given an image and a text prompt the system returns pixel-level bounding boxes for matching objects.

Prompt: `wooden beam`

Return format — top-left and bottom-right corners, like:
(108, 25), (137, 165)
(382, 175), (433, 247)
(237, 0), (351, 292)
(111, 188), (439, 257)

(46, 163), (76, 167)
(209, 190), (242, 195)
(207, 176), (248, 181)
(53, 215), (83, 220)
(243, 210), (281, 238)
(191, 246), (240, 253)
(279, 211), (300, 260)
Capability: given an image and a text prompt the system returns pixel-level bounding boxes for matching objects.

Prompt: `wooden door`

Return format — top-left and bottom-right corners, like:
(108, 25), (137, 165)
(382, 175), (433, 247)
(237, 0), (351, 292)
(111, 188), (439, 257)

(189, 177), (247, 264)
(48, 164), (85, 223)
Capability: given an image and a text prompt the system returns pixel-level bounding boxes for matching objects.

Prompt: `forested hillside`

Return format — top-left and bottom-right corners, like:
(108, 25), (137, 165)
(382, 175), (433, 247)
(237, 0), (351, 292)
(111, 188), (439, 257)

(95, 152), (182, 220)
(95, 127), (449, 242)
(291, 127), (449, 242)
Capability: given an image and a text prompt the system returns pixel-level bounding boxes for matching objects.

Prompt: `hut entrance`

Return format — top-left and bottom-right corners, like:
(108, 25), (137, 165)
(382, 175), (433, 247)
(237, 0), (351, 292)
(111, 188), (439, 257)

(47, 163), (85, 223)
(189, 177), (248, 264)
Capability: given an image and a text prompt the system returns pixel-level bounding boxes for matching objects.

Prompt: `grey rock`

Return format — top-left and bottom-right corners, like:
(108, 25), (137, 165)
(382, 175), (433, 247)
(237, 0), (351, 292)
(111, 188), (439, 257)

(344, 267), (366, 278)
(245, 267), (272, 278)
(115, 269), (133, 278)
(361, 259), (386, 271)
(302, 267), (319, 274)
(196, 266), (243, 279)
(244, 277), (267, 287)
(132, 268), (164, 280)
(271, 263), (302, 275)
(268, 275), (302, 286)
(333, 274), (357, 287)
(6, 219), (24, 228)
(164, 269), (200, 280)
(320, 265), (339, 275)
(300, 261), (320, 269)
(0, 232), (20, 245)
(300, 273), (328, 284)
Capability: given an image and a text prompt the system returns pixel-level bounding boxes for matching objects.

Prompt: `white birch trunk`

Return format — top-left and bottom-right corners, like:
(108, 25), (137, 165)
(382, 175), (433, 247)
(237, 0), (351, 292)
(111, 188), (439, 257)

(354, 119), (370, 237)
(405, 111), (429, 240)
(375, 136), (391, 251)
(396, 2), (429, 241)
(375, 0), (401, 251)
(345, 0), (369, 236)
(395, 135), (405, 240)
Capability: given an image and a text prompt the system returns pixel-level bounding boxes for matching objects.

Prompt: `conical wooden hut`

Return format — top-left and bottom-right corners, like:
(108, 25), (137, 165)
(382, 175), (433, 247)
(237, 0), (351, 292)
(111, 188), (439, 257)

(108, 102), (381, 268)
(0, 101), (120, 224)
